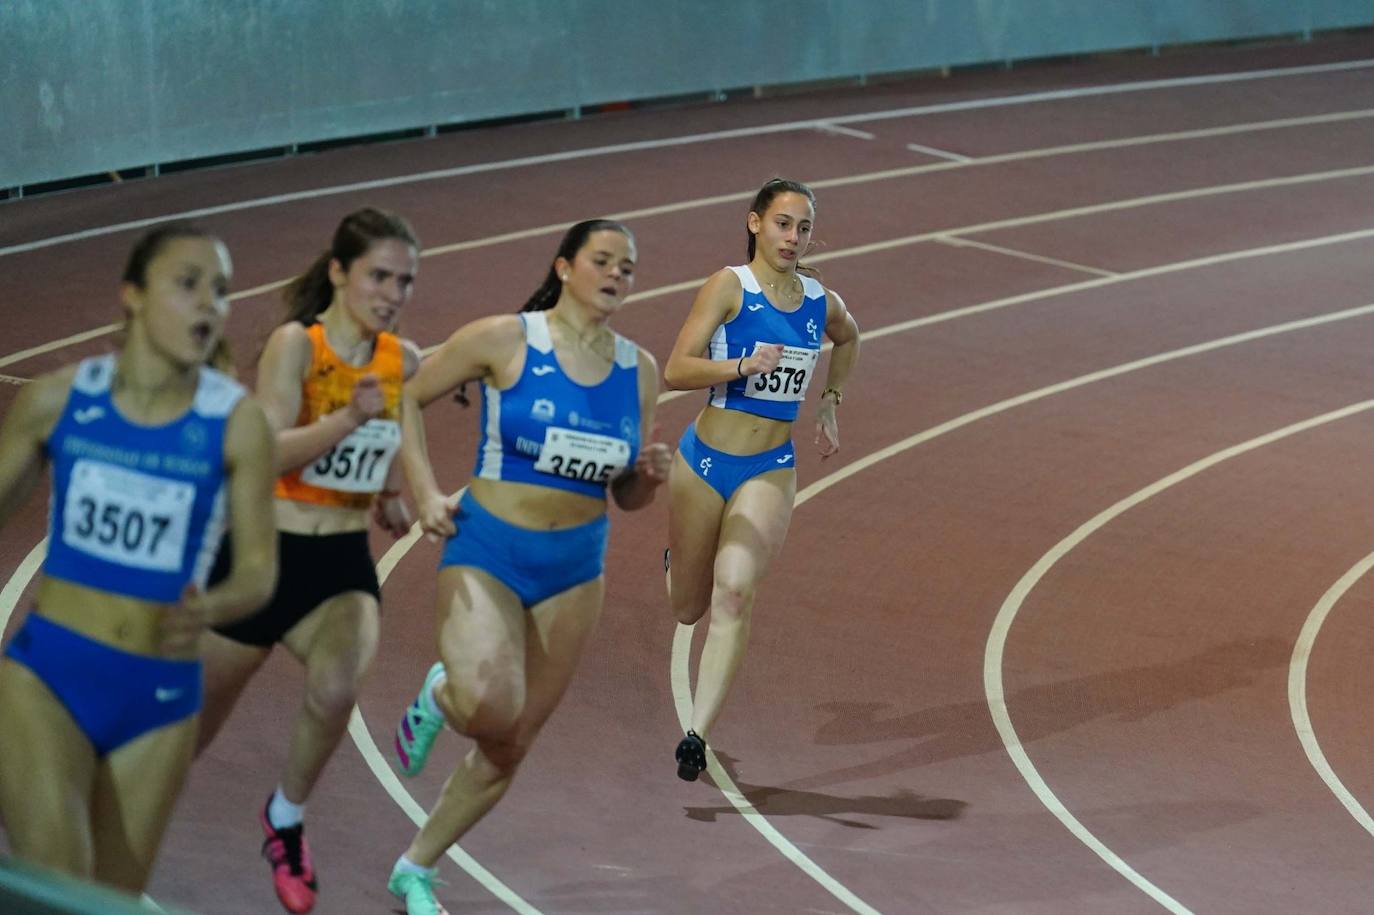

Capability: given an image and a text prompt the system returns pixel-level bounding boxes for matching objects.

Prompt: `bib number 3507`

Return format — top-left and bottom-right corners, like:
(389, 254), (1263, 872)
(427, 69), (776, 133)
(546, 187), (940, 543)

(302, 419), (401, 493)
(744, 345), (820, 403)
(62, 459), (194, 572)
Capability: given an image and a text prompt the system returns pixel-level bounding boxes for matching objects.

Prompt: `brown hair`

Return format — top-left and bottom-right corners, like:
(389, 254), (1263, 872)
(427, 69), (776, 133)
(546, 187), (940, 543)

(746, 177), (819, 276)
(282, 207), (419, 326)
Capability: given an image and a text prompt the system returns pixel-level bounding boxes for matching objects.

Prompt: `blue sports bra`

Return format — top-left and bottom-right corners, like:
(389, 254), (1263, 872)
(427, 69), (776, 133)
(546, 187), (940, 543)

(43, 354), (244, 602)
(472, 312), (641, 498)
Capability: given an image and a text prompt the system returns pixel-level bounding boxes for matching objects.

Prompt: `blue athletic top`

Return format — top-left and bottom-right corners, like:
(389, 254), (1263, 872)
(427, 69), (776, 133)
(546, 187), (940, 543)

(43, 354), (245, 602)
(473, 311), (641, 498)
(706, 265), (827, 421)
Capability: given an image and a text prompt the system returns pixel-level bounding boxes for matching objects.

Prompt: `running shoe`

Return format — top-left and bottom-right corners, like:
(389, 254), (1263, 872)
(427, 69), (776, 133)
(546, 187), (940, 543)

(260, 798), (318, 913)
(388, 863), (450, 915)
(396, 661), (447, 777)
(675, 729), (707, 781)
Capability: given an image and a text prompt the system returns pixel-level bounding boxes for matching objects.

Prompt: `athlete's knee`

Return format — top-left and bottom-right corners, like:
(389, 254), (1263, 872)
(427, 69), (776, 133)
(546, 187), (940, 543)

(474, 734), (530, 776)
(303, 664), (365, 723)
(440, 676), (524, 740)
(709, 582), (755, 623)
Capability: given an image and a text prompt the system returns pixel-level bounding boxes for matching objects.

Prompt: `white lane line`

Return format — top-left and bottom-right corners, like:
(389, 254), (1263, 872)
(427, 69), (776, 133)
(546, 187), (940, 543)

(818, 123), (877, 140)
(345, 513), (542, 914)
(668, 624), (881, 914)
(413, 108), (1374, 261)
(906, 142), (971, 162)
(936, 235), (1117, 277)
(5, 58), (1373, 257)
(3, 244), (1372, 914)
(985, 399), (1374, 915)
(669, 303), (1374, 912)
(9, 107), (1374, 370)
(1289, 552), (1374, 839)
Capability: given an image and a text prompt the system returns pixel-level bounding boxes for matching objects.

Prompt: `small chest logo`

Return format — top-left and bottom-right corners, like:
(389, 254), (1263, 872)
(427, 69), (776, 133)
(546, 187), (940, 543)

(73, 406), (105, 425)
(747, 303), (765, 312)
(180, 420), (208, 453)
(530, 398), (556, 422)
(531, 364), (556, 376)
(806, 318), (818, 341)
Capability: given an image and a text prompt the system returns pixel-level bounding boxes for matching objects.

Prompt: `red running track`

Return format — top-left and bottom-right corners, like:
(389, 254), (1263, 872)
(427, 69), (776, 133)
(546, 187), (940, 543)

(3, 32), (1374, 914)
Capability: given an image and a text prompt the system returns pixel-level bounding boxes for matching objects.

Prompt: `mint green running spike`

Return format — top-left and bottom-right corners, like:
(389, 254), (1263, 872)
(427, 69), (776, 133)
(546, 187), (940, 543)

(387, 864), (449, 915)
(395, 661), (446, 777)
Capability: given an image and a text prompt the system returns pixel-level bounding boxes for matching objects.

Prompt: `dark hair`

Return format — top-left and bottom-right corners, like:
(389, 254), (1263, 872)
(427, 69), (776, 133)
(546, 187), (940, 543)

(745, 177), (818, 268)
(521, 218), (634, 312)
(122, 222), (217, 288)
(283, 207), (419, 326)
(453, 218), (633, 408)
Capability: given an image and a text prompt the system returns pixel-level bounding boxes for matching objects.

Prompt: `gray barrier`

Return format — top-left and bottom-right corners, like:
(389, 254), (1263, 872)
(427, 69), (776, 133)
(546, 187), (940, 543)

(3, 1), (1371, 191)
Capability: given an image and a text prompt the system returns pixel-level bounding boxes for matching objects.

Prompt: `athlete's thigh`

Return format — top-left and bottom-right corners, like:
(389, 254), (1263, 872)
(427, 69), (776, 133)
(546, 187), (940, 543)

(668, 450), (725, 607)
(90, 716), (197, 891)
(434, 565), (527, 703)
(716, 468), (797, 591)
(281, 589), (381, 675)
(518, 575), (605, 740)
(0, 658), (98, 870)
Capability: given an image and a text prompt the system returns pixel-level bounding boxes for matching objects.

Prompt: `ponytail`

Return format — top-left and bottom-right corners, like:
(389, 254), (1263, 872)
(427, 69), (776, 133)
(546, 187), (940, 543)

(281, 207), (419, 327)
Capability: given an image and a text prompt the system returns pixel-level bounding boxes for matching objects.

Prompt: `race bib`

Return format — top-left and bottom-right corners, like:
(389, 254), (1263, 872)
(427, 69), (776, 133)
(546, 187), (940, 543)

(62, 459), (195, 572)
(302, 419), (402, 493)
(743, 345), (820, 403)
(533, 427), (631, 485)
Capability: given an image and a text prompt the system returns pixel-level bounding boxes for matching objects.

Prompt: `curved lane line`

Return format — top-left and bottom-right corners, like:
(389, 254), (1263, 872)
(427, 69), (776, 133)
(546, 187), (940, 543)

(985, 399), (1374, 913)
(6, 254), (1374, 914)
(345, 511), (543, 915)
(8, 107), (1374, 369)
(1289, 552), (1374, 838)
(670, 308), (1374, 912)
(6, 58), (1370, 258)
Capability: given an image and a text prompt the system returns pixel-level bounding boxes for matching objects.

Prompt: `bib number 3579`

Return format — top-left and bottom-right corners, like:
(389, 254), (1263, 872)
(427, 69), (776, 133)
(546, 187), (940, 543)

(302, 419), (401, 493)
(62, 459), (194, 572)
(744, 346), (820, 403)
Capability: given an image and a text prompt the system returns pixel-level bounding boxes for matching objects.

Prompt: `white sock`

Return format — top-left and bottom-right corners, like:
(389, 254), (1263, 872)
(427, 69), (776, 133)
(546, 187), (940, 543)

(267, 787), (305, 829)
(394, 855), (436, 877)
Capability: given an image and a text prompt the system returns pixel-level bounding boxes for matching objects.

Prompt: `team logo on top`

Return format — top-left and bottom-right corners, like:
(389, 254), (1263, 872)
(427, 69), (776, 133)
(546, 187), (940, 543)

(180, 420), (208, 453)
(806, 318), (818, 342)
(620, 416), (636, 441)
(568, 411), (580, 428)
(530, 398), (556, 422)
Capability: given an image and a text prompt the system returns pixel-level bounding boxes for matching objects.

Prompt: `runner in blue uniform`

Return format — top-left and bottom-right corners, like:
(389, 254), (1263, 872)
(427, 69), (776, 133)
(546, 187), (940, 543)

(0, 224), (276, 893)
(662, 178), (860, 780)
(384, 219), (672, 915)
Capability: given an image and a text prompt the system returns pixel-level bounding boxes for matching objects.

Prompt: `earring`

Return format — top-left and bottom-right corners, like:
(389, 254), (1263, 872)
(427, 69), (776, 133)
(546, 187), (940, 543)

(560, 273), (569, 281)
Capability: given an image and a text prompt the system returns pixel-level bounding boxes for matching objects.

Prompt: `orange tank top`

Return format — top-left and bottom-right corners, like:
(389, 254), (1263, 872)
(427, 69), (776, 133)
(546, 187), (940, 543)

(274, 323), (405, 510)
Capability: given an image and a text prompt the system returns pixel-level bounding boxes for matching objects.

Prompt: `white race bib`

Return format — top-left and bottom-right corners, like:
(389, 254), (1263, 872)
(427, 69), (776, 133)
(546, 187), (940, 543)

(533, 427), (631, 485)
(301, 419), (402, 494)
(743, 345), (820, 403)
(62, 459), (195, 572)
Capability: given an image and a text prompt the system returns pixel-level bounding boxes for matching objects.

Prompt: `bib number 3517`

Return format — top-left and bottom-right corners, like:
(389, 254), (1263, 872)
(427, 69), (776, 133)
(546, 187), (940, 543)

(302, 419), (401, 493)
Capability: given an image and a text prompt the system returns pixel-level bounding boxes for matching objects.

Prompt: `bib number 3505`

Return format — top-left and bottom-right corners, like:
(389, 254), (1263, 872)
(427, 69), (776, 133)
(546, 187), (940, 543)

(302, 419), (401, 493)
(62, 459), (194, 572)
(534, 427), (631, 484)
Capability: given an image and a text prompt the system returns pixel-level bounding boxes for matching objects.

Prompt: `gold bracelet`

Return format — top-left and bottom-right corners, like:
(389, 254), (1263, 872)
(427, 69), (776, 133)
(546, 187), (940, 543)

(820, 387), (843, 405)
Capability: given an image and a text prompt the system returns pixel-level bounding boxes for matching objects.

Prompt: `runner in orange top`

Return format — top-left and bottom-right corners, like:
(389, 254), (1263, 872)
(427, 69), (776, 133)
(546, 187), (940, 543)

(196, 208), (421, 914)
